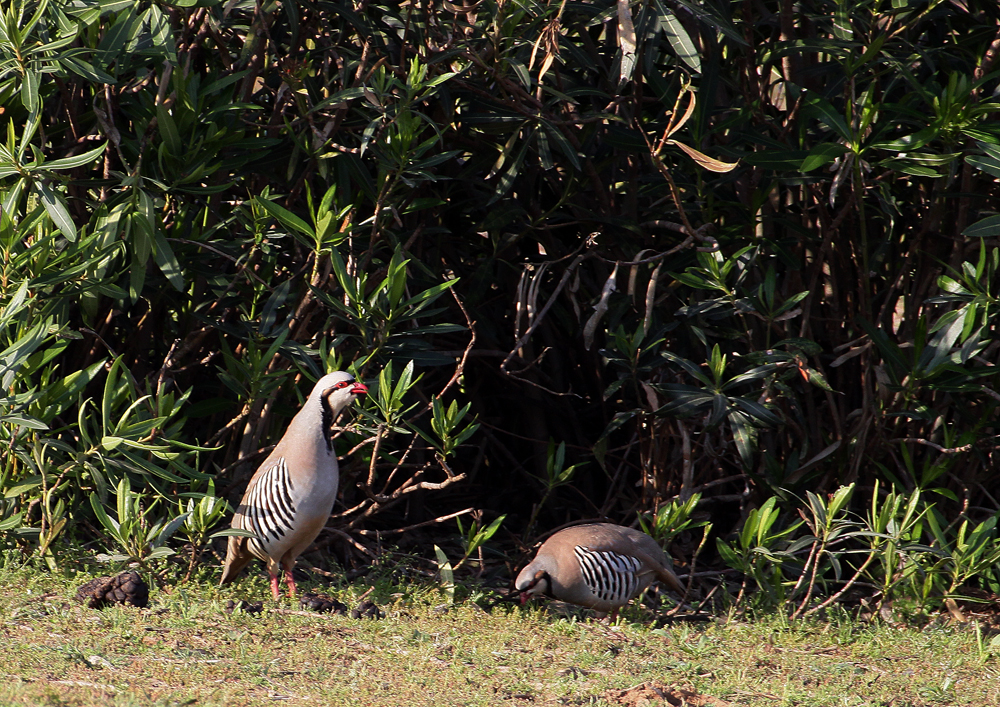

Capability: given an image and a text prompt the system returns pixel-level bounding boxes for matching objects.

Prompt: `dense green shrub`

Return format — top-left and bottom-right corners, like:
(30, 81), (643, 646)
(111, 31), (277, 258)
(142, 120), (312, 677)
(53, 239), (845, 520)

(0, 0), (998, 610)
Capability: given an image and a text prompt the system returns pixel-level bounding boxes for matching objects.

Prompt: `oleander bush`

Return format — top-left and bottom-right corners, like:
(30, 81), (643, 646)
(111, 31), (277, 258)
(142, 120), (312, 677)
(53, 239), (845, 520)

(0, 0), (998, 612)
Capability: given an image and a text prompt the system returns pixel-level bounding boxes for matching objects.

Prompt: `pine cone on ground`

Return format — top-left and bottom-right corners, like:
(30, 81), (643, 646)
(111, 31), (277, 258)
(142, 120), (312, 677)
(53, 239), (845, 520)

(299, 592), (348, 614)
(352, 599), (384, 620)
(75, 571), (149, 609)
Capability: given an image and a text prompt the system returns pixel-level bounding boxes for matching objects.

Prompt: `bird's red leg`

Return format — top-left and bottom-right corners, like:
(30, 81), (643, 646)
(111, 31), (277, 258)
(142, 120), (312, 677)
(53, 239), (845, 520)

(609, 608), (619, 622)
(269, 573), (282, 601)
(284, 569), (297, 598)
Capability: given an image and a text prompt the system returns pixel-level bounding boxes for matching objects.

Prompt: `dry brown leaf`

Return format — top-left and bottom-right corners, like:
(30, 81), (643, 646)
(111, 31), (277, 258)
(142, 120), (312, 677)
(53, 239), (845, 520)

(666, 140), (739, 173)
(662, 89), (697, 143)
(617, 0), (637, 84)
(830, 341), (871, 367)
(538, 52), (556, 84)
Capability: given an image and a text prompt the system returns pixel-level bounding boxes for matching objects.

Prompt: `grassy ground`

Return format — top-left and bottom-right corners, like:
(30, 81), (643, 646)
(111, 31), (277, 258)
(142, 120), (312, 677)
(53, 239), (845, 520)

(1, 559), (996, 707)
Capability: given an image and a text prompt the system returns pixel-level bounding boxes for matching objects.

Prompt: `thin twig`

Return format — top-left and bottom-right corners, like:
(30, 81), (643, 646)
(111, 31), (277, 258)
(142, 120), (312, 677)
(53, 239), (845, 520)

(356, 507), (475, 536)
(897, 438), (974, 454)
(789, 539), (820, 619)
(980, 385), (1000, 403)
(435, 287), (477, 402)
(501, 253), (588, 373)
(804, 549), (878, 617)
(323, 527), (377, 558)
(360, 425), (389, 503)
(666, 523), (710, 616)
(205, 407), (252, 447)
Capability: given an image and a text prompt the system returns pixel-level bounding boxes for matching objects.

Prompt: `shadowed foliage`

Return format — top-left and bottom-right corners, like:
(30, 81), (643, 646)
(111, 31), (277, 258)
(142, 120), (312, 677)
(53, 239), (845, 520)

(0, 0), (999, 612)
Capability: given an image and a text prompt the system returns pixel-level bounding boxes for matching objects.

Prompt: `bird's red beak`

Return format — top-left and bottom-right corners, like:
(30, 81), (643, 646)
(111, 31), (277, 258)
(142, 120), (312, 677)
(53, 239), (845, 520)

(519, 591), (531, 605)
(351, 382), (368, 395)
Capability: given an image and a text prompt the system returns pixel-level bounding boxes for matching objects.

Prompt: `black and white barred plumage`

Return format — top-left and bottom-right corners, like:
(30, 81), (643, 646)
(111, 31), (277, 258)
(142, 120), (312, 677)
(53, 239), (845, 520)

(243, 457), (297, 557)
(573, 545), (642, 604)
(515, 523), (685, 618)
(219, 371), (368, 600)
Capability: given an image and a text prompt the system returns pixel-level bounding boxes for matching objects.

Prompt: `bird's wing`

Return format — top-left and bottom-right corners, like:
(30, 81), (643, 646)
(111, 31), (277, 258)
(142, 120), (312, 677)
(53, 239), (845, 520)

(218, 456), (276, 585)
(572, 545), (644, 604)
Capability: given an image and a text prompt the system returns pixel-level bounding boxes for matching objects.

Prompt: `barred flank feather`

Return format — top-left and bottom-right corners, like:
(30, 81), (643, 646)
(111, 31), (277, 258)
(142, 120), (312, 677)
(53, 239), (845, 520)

(514, 523), (683, 618)
(573, 545), (642, 604)
(244, 457), (297, 557)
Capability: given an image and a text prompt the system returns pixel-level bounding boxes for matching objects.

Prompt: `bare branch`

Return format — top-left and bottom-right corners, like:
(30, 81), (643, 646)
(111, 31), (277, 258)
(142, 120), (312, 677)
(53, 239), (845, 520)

(356, 507), (475, 536)
(897, 438), (974, 454)
(501, 253), (588, 373)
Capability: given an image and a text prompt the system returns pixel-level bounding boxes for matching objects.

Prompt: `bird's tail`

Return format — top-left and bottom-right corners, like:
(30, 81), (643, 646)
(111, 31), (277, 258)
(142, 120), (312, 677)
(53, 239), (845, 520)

(219, 534), (253, 586)
(656, 564), (686, 595)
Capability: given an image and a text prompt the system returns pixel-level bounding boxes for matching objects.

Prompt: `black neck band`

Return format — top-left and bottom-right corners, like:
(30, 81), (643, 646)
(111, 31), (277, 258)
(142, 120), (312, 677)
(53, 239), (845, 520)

(319, 394), (334, 453)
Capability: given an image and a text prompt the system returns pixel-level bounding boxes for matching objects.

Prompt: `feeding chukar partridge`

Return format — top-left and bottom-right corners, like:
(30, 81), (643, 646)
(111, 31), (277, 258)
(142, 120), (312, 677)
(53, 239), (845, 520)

(219, 371), (367, 600)
(515, 523), (685, 619)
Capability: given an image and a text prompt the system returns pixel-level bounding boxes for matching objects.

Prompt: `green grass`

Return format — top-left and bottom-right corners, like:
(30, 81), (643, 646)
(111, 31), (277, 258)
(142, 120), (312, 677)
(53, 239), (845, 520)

(1, 559), (996, 707)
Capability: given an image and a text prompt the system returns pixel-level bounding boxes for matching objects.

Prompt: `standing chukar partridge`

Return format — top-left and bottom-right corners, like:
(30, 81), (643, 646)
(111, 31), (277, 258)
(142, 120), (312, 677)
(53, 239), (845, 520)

(515, 523), (685, 619)
(219, 371), (367, 600)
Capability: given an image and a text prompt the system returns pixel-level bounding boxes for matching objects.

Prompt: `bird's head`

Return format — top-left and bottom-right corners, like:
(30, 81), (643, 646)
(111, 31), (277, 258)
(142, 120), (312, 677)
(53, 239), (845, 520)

(315, 371), (367, 413)
(514, 566), (551, 604)
(308, 372), (367, 452)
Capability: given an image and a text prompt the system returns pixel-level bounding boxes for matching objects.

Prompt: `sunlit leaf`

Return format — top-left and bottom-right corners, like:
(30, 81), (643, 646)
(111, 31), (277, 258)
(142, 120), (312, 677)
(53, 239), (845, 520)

(36, 182), (77, 241)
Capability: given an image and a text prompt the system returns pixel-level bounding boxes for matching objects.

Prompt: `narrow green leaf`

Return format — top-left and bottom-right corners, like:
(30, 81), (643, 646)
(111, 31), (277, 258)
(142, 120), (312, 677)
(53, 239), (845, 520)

(741, 150), (811, 170)
(312, 87), (366, 113)
(542, 122), (582, 171)
(803, 92), (850, 141)
(157, 103), (182, 155)
(153, 230), (184, 291)
(800, 143), (849, 172)
(730, 412), (754, 466)
(966, 155), (1000, 179)
(21, 0), (52, 40)
(963, 215), (1000, 238)
(89, 492), (121, 539)
(21, 67), (39, 112)
(1, 414), (48, 430)
(97, 3), (138, 56)
(209, 528), (257, 539)
(153, 512), (190, 547)
(832, 0), (852, 40)
(36, 182), (77, 241)
(732, 398), (782, 427)
(43, 142), (107, 171)
(668, 0), (747, 46)
(256, 196), (315, 239)
(260, 279), (293, 335)
(59, 56), (116, 83)
(871, 127), (937, 153)
(508, 59), (530, 90)
(658, 6), (701, 73)
(101, 435), (124, 450)
(145, 5), (177, 62)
